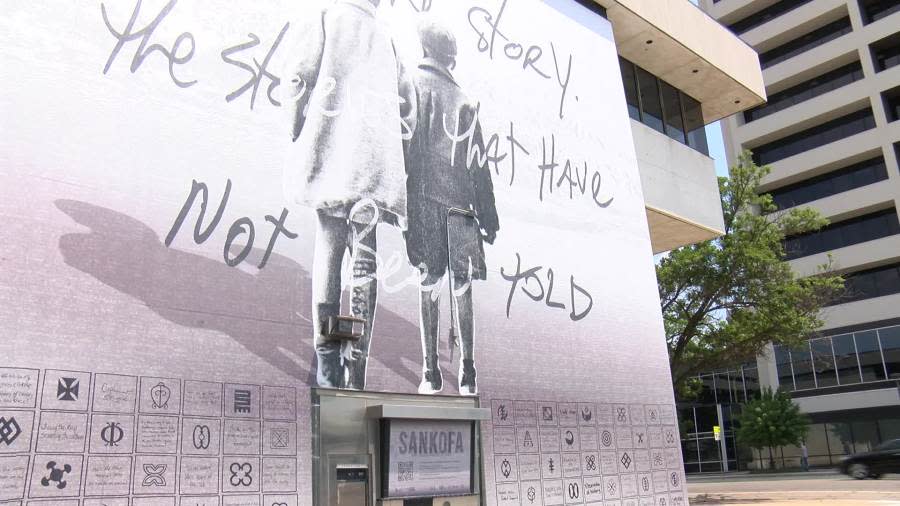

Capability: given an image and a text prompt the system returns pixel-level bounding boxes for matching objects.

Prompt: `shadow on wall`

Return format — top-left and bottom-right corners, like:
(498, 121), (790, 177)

(54, 200), (422, 388)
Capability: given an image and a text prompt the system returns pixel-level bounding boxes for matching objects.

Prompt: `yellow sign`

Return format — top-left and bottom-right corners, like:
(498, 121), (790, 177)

(713, 426), (722, 441)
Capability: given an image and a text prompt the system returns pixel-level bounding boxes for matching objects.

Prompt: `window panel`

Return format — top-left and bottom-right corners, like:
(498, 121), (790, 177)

(714, 373), (733, 404)
(775, 344), (795, 391)
(871, 32), (900, 72)
(683, 94), (709, 155)
(759, 17), (852, 69)
(743, 366), (760, 400)
(832, 333), (862, 385)
(791, 343), (816, 390)
(835, 262), (900, 305)
(811, 337), (838, 388)
(660, 81), (686, 143)
(619, 58), (641, 121)
(782, 208), (900, 260)
(878, 325), (900, 379)
(859, 0), (900, 24)
(855, 330), (886, 381)
(727, 0), (815, 34)
(744, 61), (863, 123)
(636, 66), (664, 133)
(753, 109), (876, 166)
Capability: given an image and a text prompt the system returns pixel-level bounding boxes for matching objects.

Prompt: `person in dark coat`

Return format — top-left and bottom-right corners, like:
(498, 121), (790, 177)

(404, 20), (499, 396)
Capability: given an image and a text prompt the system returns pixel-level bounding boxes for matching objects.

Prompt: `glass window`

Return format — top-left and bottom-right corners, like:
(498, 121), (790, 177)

(636, 66), (664, 134)
(878, 418), (900, 442)
(727, 0), (815, 34)
(878, 326), (900, 379)
(884, 86), (900, 122)
(759, 17), (853, 69)
(744, 61), (865, 122)
(832, 333), (861, 385)
(715, 373), (733, 405)
(682, 94), (708, 155)
(852, 420), (880, 453)
(835, 262), (900, 305)
(743, 366), (760, 400)
(871, 32), (900, 72)
(781, 208), (900, 260)
(660, 81), (686, 143)
(791, 343), (816, 390)
(855, 330), (887, 381)
(695, 405), (718, 434)
(805, 423), (830, 458)
(859, 0), (900, 24)
(775, 344), (795, 390)
(811, 337), (838, 388)
(767, 157), (888, 210)
(752, 109), (876, 166)
(619, 58), (640, 121)
(697, 375), (716, 404)
(827, 422), (854, 455)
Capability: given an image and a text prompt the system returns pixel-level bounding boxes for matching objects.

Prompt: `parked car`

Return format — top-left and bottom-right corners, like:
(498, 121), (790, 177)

(840, 439), (900, 479)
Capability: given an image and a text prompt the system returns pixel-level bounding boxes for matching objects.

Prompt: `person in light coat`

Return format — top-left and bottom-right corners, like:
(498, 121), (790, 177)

(282, 0), (416, 390)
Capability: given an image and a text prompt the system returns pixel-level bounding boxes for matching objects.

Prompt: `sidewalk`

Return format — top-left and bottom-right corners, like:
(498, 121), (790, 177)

(687, 468), (841, 482)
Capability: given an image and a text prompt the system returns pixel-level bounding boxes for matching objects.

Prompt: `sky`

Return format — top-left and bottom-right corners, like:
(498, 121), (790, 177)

(707, 122), (730, 177)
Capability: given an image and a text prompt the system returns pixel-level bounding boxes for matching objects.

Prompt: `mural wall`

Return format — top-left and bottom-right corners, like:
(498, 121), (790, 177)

(0, 0), (686, 504)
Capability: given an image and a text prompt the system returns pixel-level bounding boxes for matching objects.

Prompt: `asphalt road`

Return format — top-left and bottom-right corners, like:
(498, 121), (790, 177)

(687, 472), (900, 505)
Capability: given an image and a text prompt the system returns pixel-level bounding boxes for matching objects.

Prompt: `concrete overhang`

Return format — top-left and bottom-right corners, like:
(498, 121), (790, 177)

(593, 0), (767, 124)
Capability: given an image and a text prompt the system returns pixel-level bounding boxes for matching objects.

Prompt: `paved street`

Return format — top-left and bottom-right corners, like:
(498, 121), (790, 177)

(688, 472), (900, 505)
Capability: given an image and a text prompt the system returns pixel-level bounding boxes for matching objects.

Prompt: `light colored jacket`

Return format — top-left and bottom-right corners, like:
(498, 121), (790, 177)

(283, 0), (415, 226)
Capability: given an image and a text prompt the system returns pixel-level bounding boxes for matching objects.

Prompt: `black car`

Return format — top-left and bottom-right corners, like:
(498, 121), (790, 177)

(840, 439), (900, 479)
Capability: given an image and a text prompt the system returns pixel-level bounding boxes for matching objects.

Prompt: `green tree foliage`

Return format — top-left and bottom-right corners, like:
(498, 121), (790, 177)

(735, 388), (809, 469)
(657, 152), (844, 393)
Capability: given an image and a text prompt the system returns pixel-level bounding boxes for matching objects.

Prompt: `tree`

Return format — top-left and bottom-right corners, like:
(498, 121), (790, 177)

(735, 388), (809, 470)
(657, 152), (844, 394)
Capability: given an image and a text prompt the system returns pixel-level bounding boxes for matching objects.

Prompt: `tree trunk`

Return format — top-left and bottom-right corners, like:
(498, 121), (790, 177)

(768, 446), (775, 471)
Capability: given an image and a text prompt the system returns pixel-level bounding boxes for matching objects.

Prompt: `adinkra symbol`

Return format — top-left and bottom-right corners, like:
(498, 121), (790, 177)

(142, 464), (167, 487)
(150, 382), (171, 409)
(581, 406), (592, 422)
(542, 406), (554, 422)
(57, 377), (79, 402)
(230, 462), (253, 487)
(497, 404), (509, 422)
(500, 459), (512, 479)
(522, 430), (534, 448)
(101, 422), (124, 447)
(270, 428), (289, 449)
(41, 461), (72, 489)
(526, 486), (536, 503)
(192, 425), (211, 450)
(567, 482), (579, 500)
(234, 389), (252, 414)
(0, 417), (22, 446)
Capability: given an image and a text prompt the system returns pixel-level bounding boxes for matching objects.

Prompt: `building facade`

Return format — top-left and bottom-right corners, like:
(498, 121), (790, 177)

(700, 0), (900, 471)
(0, 0), (761, 503)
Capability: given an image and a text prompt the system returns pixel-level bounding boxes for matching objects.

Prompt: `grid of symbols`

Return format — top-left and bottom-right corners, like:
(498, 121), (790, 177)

(491, 400), (687, 506)
(0, 367), (299, 506)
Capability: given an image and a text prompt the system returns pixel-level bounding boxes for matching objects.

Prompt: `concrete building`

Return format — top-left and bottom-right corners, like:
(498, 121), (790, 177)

(697, 0), (900, 471)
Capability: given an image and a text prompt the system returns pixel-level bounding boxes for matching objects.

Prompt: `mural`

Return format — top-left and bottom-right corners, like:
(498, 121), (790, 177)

(0, 0), (687, 504)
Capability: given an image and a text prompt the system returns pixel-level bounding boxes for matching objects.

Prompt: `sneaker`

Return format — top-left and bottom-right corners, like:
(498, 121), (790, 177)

(418, 369), (443, 395)
(459, 359), (477, 396)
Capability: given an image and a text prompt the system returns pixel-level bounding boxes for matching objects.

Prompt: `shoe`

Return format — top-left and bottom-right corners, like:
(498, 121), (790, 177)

(459, 359), (477, 396)
(418, 369), (443, 395)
